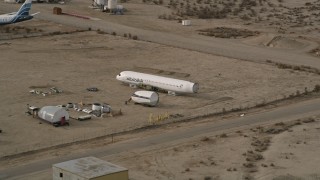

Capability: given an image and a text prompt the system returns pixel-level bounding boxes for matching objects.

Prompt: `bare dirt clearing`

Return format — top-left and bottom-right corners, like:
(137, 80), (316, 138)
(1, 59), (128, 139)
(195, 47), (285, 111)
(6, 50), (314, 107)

(106, 118), (320, 180)
(1, 20), (320, 158)
(6, 117), (320, 180)
(1, 0), (320, 179)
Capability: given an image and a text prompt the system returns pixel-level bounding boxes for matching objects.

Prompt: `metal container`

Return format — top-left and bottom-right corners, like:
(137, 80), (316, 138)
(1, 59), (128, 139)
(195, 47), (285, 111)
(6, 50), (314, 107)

(108, 0), (117, 10)
(131, 91), (159, 106)
(66, 103), (73, 108)
(101, 104), (111, 113)
(92, 103), (102, 111)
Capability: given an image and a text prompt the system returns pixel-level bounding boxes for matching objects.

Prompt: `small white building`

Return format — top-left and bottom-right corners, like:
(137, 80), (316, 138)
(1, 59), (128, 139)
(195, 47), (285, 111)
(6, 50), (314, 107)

(52, 156), (129, 180)
(182, 20), (191, 26)
(38, 106), (69, 126)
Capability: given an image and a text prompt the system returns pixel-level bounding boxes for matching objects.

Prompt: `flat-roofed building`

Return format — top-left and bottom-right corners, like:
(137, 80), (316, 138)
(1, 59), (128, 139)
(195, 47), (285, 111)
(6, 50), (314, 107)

(52, 156), (128, 180)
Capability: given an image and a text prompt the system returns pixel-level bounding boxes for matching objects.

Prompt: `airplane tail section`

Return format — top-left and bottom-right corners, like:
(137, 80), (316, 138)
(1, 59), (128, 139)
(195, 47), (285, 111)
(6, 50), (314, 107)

(17, 0), (33, 16)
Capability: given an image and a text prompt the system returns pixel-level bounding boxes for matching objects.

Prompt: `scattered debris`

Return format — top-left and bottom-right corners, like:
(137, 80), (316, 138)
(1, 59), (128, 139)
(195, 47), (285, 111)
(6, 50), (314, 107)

(78, 115), (92, 121)
(87, 87), (99, 92)
(25, 105), (40, 118)
(29, 87), (63, 97)
(82, 108), (93, 114)
(50, 87), (62, 93)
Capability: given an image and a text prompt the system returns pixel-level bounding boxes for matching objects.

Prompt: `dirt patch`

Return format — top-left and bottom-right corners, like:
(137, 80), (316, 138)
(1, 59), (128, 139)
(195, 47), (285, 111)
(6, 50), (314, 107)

(1, 22), (320, 158)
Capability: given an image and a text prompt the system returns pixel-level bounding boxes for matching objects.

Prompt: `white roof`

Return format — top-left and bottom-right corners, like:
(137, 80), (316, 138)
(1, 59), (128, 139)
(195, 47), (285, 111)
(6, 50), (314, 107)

(53, 156), (128, 178)
(38, 106), (69, 123)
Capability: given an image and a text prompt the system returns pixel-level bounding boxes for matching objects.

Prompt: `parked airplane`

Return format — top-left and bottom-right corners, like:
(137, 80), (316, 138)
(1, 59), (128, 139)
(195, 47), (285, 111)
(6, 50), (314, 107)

(116, 71), (199, 95)
(0, 0), (39, 25)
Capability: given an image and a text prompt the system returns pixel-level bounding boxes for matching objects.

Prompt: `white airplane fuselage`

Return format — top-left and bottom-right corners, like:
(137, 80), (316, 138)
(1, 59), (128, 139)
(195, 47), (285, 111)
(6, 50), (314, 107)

(0, 0), (38, 25)
(0, 13), (33, 25)
(116, 71), (199, 95)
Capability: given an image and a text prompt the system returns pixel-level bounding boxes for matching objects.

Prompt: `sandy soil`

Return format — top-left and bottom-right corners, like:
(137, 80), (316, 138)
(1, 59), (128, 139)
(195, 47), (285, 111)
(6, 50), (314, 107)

(106, 117), (320, 180)
(0, 0), (320, 179)
(5, 116), (320, 180)
(1, 20), (320, 157)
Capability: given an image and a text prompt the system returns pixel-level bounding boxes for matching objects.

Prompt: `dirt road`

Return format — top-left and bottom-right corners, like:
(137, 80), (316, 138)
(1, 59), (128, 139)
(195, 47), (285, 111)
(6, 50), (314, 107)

(1, 3), (320, 69)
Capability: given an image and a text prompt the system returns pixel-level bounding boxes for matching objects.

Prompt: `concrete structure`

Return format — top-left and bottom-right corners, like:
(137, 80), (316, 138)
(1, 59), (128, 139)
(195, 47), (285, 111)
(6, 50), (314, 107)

(52, 156), (128, 180)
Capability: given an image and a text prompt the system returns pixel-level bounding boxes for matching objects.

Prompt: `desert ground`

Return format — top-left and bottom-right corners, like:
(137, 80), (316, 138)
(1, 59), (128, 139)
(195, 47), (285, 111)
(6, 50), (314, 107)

(0, 0), (320, 179)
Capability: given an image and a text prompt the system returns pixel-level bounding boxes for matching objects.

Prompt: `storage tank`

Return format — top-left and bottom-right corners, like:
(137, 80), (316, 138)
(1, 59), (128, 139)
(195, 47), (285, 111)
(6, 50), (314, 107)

(38, 106), (69, 126)
(108, 0), (117, 10)
(92, 103), (102, 111)
(131, 91), (159, 107)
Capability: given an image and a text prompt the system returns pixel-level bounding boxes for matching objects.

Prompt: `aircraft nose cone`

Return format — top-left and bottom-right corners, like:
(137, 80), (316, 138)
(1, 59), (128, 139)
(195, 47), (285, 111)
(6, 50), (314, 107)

(116, 75), (122, 81)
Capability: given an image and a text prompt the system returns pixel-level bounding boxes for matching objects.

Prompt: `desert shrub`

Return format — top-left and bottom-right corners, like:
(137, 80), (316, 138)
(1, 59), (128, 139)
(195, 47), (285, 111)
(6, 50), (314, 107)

(305, 2), (312, 6)
(313, 84), (320, 92)
(240, 0), (257, 8)
(97, 30), (105, 34)
(241, 14), (251, 20)
(293, 66), (301, 70)
(220, 133), (228, 138)
(158, 14), (166, 19)
(198, 27), (259, 38)
(250, 9), (257, 16)
(260, 7), (267, 13)
(5, 27), (10, 33)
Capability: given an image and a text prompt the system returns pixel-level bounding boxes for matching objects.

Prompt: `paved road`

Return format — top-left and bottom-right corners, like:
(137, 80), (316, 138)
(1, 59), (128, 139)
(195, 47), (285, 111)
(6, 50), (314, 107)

(1, 98), (320, 179)
(1, 3), (320, 69)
